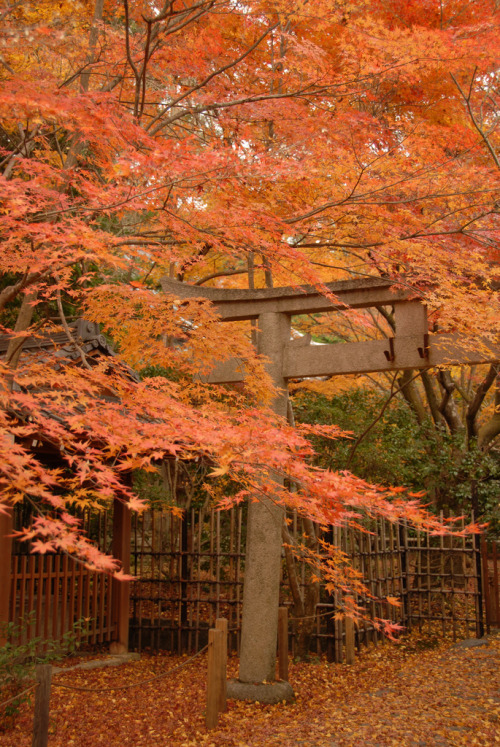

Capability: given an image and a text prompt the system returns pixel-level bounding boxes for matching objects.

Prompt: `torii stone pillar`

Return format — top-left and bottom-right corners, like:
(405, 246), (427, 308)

(162, 276), (499, 701)
(238, 311), (290, 687)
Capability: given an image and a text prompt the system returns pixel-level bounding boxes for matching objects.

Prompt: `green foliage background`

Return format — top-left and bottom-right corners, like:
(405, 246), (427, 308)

(292, 387), (500, 535)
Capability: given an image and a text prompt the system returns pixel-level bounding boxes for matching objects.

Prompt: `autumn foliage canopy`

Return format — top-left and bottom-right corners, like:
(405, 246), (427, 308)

(0, 0), (499, 581)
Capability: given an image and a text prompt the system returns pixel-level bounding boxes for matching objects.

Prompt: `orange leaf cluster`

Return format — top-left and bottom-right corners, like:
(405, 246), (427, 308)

(0, 0), (498, 568)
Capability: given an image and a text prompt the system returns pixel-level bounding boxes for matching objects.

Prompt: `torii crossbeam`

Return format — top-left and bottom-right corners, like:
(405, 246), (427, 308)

(162, 276), (499, 702)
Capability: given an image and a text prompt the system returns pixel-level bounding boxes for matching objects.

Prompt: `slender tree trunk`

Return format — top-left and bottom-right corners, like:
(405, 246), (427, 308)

(5, 290), (38, 371)
(478, 374), (500, 450)
(438, 370), (464, 434)
(397, 369), (426, 424)
(467, 365), (498, 446)
(421, 371), (446, 428)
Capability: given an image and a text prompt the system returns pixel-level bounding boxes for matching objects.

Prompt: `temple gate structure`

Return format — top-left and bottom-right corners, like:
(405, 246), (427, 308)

(1, 279), (497, 702)
(162, 276), (499, 702)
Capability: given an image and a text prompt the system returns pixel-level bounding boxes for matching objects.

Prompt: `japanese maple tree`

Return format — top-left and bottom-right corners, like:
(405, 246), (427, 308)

(0, 0), (497, 596)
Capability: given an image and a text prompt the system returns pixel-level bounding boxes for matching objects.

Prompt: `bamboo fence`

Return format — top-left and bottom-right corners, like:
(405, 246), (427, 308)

(129, 509), (491, 657)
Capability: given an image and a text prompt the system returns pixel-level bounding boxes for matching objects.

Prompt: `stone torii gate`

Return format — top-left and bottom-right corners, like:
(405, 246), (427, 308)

(162, 276), (498, 702)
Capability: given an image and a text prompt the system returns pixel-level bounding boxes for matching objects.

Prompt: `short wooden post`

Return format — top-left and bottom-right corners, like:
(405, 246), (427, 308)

(344, 616), (356, 665)
(481, 536), (491, 633)
(32, 664), (52, 747)
(473, 530), (484, 638)
(206, 627), (224, 729)
(326, 608), (335, 663)
(278, 606), (289, 681)
(215, 618), (227, 713)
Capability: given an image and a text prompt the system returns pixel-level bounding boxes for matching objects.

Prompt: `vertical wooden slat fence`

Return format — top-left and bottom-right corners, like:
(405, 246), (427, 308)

(8, 507), (115, 647)
(482, 536), (500, 631)
(9, 555), (116, 646)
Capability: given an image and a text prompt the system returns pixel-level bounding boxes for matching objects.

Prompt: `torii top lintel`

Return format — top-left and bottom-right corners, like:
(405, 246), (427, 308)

(161, 277), (499, 382)
(161, 276), (412, 321)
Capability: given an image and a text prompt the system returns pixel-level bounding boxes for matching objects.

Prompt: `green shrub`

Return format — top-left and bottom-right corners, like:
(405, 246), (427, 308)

(0, 613), (89, 723)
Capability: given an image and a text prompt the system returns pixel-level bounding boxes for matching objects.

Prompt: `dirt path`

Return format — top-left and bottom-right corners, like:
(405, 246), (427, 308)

(1, 631), (499, 746)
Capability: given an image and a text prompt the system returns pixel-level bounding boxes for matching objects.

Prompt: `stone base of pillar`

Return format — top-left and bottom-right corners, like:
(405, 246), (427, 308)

(109, 641), (128, 655)
(227, 679), (294, 704)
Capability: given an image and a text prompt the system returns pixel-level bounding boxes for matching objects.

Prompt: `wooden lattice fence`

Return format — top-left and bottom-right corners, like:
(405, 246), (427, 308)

(130, 508), (244, 652)
(8, 505), (499, 656)
(129, 509), (491, 657)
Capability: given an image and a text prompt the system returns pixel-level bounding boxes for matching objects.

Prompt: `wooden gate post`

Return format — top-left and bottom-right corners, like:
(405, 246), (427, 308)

(481, 536), (491, 634)
(344, 617), (356, 665)
(491, 542), (499, 626)
(277, 607), (289, 681)
(399, 522), (410, 631)
(215, 618), (228, 713)
(110, 497), (131, 654)
(206, 627), (225, 729)
(32, 664), (52, 747)
(0, 506), (13, 646)
(474, 533), (484, 638)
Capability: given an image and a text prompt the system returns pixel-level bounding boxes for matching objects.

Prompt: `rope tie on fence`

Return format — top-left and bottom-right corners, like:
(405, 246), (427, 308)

(0, 684), (37, 710)
(290, 609), (336, 622)
(51, 644), (209, 693)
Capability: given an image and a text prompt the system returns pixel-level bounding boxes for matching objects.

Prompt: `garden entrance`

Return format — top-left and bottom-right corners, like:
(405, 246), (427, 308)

(161, 275), (500, 693)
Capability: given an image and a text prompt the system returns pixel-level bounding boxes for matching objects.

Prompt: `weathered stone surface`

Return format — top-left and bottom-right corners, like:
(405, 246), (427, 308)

(453, 637), (489, 649)
(162, 275), (394, 302)
(52, 652), (140, 674)
(161, 276), (409, 321)
(227, 679), (294, 704)
(238, 311), (290, 684)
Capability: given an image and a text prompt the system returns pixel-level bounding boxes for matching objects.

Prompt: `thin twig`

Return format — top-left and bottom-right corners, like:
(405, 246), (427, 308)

(345, 370), (425, 469)
(451, 71), (500, 171)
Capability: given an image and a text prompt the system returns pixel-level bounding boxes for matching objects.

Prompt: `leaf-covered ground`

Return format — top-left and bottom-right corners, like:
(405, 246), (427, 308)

(2, 631), (499, 746)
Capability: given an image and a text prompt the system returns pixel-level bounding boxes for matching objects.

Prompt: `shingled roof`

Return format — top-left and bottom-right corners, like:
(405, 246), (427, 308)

(0, 319), (139, 381)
